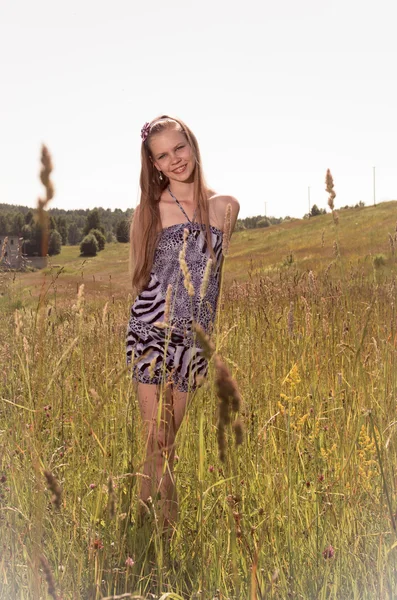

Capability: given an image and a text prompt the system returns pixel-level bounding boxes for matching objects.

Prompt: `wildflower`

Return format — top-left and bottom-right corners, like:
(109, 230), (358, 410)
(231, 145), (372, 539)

(322, 544), (335, 559)
(0, 475), (6, 483)
(208, 465), (214, 473)
(92, 538), (104, 550)
(125, 556), (135, 568)
(89, 483), (96, 490)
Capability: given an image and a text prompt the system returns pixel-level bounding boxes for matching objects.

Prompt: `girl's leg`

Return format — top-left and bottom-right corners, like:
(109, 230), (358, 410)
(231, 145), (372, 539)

(165, 386), (197, 525)
(136, 382), (192, 526)
(136, 383), (176, 525)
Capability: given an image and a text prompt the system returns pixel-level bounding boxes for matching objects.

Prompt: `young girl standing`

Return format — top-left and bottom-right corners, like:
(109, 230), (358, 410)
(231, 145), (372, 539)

(126, 115), (239, 527)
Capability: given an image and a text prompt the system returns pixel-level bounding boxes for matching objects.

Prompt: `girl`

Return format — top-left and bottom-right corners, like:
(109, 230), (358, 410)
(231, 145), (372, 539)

(126, 115), (239, 527)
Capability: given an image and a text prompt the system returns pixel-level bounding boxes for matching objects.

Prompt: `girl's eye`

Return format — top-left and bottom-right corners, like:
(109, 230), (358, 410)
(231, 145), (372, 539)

(158, 155), (165, 159)
(177, 146), (184, 150)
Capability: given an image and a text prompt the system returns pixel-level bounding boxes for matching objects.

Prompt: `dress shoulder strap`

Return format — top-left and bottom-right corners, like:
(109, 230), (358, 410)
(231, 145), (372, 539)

(167, 187), (197, 223)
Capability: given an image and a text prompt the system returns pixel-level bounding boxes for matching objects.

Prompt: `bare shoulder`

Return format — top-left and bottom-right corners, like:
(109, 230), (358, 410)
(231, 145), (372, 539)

(208, 193), (240, 232)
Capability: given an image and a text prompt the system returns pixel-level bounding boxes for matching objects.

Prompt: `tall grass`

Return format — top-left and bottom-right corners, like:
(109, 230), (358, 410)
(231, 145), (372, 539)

(1, 249), (397, 598)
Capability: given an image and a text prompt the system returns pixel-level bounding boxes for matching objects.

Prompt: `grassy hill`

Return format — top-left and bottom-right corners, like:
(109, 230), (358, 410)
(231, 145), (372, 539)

(228, 200), (397, 280)
(2, 200), (396, 310)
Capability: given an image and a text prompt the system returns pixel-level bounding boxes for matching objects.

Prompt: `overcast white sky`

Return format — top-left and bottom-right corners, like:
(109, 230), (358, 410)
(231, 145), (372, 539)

(1, 0), (396, 218)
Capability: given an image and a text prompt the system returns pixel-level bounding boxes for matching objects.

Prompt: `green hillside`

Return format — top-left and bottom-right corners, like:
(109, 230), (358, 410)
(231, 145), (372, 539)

(2, 200), (396, 310)
(227, 200), (397, 280)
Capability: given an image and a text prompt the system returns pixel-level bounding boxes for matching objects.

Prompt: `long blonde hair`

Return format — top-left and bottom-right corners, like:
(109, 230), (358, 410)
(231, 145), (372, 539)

(129, 115), (214, 293)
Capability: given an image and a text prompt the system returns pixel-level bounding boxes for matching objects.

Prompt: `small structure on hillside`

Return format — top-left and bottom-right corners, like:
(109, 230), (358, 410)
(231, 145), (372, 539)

(0, 235), (22, 269)
(0, 235), (47, 270)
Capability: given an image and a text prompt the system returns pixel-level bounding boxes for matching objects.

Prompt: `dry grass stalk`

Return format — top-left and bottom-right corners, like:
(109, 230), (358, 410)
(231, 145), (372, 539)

(14, 309), (23, 337)
(164, 283), (172, 323)
(108, 475), (116, 518)
(44, 470), (62, 509)
(287, 301), (294, 336)
(39, 554), (59, 600)
(301, 296), (312, 335)
(101, 594), (145, 600)
(102, 301), (109, 325)
(388, 233), (395, 256)
(222, 203), (232, 256)
(37, 144), (55, 257)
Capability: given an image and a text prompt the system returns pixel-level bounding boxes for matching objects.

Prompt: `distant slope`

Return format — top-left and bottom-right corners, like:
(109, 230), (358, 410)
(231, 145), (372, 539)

(225, 200), (397, 281)
(3, 201), (396, 308)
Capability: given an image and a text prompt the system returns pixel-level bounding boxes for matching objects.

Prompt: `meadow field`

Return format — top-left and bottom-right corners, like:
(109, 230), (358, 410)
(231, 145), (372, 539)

(1, 202), (397, 599)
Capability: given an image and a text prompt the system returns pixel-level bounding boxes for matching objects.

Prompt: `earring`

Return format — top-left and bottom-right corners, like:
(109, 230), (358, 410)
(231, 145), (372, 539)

(159, 171), (163, 181)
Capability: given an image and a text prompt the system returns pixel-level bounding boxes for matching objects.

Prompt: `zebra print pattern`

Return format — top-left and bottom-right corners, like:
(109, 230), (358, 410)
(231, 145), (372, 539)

(126, 222), (223, 392)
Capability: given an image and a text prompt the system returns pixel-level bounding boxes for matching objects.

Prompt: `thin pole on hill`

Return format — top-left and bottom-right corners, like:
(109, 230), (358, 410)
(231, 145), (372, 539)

(308, 186), (311, 214)
(373, 166), (376, 206)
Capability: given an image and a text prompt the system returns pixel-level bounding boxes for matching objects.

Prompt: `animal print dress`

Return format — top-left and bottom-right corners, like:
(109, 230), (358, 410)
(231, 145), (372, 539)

(126, 202), (223, 392)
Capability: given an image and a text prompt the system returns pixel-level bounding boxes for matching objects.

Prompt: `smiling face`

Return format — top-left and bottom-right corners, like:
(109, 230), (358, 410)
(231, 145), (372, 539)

(149, 127), (196, 183)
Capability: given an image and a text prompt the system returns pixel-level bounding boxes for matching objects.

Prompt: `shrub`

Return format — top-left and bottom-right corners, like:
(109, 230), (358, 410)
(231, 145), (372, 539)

(116, 219), (130, 243)
(48, 230), (62, 255)
(373, 254), (386, 269)
(106, 231), (116, 244)
(89, 228), (106, 251)
(80, 234), (98, 256)
(257, 218), (271, 228)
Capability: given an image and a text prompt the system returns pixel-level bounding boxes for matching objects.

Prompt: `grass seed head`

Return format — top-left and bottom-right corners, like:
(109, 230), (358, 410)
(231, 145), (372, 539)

(214, 355), (241, 411)
(193, 322), (215, 359)
(164, 283), (173, 323)
(222, 203), (232, 257)
(44, 470), (62, 509)
(148, 356), (157, 380)
(37, 144), (55, 257)
(325, 169), (336, 210)
(39, 555), (59, 600)
(233, 418), (244, 446)
(200, 258), (213, 299)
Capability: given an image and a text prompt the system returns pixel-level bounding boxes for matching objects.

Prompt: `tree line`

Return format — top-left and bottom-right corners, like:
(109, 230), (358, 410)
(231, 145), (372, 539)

(2, 200), (349, 258)
(0, 205), (133, 256)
